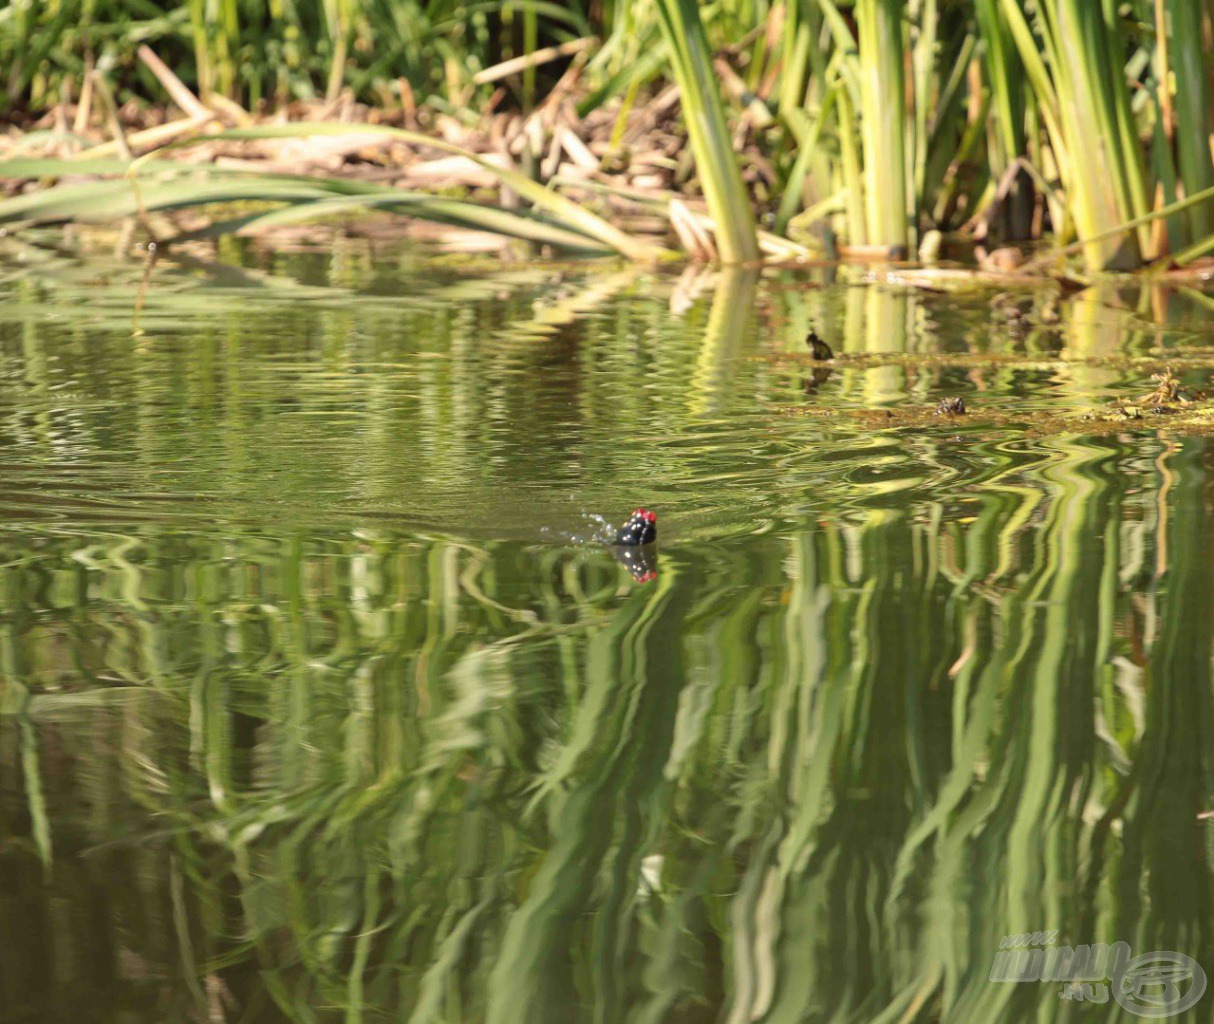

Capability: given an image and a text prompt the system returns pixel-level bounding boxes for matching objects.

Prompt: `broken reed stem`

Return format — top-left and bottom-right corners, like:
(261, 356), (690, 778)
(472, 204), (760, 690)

(472, 37), (597, 86)
(137, 44), (210, 120)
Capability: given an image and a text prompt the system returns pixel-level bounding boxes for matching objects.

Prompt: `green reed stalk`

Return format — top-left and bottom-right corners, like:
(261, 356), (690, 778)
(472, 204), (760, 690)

(118, 123), (672, 260)
(187, 0), (213, 100)
(1167, 0), (1214, 242)
(217, 0), (239, 98)
(909, 0), (936, 212)
(775, 83), (838, 234)
(778, 0), (813, 120)
(1002, 0), (1150, 269)
(324, 0), (351, 102)
(654, 0), (760, 263)
(837, 89), (868, 244)
(975, 0), (1034, 239)
(855, 0), (909, 252)
(523, 0), (539, 108)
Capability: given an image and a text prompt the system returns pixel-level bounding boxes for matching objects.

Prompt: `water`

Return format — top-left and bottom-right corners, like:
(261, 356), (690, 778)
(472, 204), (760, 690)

(1, 231), (1212, 1023)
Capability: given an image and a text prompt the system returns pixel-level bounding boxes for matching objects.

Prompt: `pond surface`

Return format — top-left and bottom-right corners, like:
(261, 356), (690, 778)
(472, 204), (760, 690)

(1, 232), (1213, 1023)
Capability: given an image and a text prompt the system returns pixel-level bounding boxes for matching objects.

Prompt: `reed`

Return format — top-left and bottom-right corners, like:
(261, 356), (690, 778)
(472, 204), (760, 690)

(0, 122), (674, 261)
(855, 0), (908, 252)
(653, 0), (759, 263)
(1165, 0), (1214, 245)
(998, 0), (1149, 269)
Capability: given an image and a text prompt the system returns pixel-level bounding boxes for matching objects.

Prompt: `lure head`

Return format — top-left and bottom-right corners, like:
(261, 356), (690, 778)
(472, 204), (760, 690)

(613, 508), (657, 546)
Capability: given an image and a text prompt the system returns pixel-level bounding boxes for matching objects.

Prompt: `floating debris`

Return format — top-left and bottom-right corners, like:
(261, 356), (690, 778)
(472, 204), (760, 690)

(977, 245), (1026, 273)
(1099, 367), (1203, 420)
(1148, 368), (1182, 408)
(935, 397), (967, 416)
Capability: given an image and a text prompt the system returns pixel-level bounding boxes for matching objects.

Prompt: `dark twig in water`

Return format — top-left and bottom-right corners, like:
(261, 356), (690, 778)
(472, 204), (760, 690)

(805, 330), (834, 361)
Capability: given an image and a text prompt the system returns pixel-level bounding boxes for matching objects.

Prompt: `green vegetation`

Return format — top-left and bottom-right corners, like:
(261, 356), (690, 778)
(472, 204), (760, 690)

(653, 0), (759, 263)
(2, 4), (1214, 262)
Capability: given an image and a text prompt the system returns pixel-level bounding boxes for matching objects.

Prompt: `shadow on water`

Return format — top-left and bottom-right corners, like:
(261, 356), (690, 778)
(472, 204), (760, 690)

(0, 234), (1212, 1022)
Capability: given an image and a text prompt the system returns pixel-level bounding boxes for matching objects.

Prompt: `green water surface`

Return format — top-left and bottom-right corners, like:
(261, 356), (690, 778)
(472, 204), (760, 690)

(0, 233), (1212, 1023)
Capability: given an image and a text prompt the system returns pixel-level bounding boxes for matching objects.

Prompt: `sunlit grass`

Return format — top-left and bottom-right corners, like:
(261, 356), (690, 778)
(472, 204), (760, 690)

(2, 4), (1213, 266)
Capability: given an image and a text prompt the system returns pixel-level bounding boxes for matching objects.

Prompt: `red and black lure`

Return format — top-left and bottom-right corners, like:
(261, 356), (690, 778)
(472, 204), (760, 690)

(612, 508), (657, 547)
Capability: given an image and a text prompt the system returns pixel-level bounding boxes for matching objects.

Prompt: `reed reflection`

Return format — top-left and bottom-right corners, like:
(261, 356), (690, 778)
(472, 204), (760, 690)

(0, 244), (1211, 1023)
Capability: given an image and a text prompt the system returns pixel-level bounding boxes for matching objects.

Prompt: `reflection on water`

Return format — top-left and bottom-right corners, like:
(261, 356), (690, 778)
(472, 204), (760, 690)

(0, 232), (1213, 1023)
